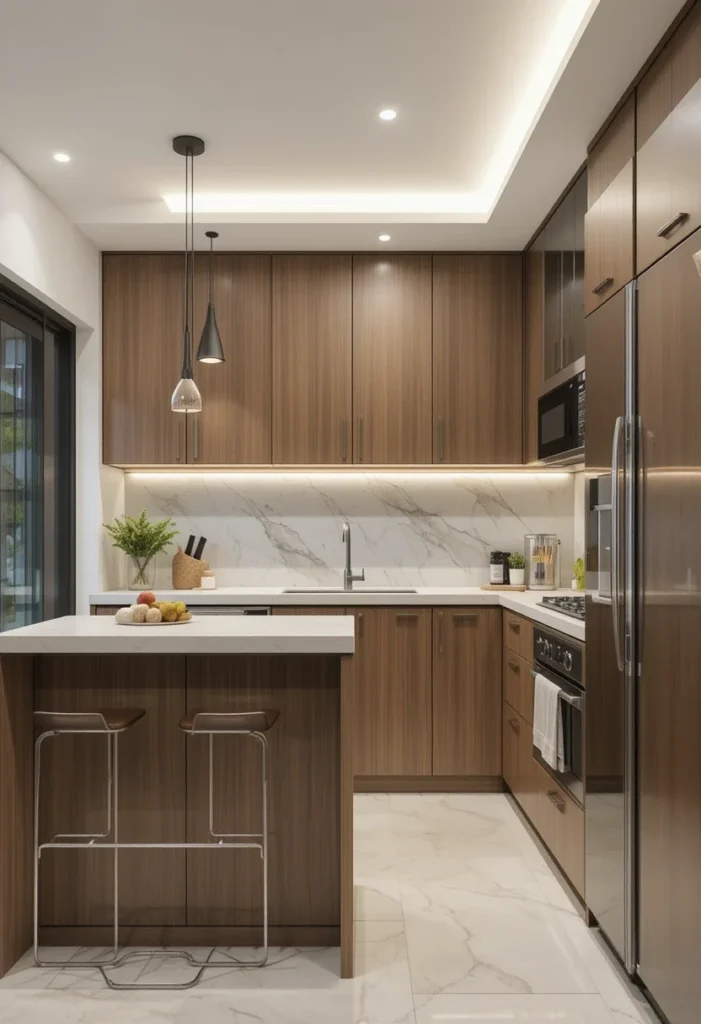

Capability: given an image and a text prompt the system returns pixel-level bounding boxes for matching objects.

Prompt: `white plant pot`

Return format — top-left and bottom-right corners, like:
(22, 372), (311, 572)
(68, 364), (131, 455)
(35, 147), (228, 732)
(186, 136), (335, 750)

(509, 568), (525, 586)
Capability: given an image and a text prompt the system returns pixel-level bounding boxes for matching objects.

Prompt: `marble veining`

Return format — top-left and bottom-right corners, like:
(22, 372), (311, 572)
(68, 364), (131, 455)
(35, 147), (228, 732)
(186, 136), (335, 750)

(120, 473), (575, 589)
(0, 793), (657, 1024)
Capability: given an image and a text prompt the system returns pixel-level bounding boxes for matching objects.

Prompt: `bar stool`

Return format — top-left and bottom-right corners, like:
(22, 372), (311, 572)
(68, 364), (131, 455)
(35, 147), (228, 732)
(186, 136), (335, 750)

(33, 708), (146, 970)
(101, 706), (279, 990)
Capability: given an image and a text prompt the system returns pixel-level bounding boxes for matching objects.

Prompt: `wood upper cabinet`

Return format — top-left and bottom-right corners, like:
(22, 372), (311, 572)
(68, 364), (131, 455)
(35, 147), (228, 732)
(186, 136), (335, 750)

(103, 254), (185, 466)
(524, 233), (545, 464)
(584, 161), (634, 315)
(637, 7), (701, 276)
(187, 255), (271, 465)
(352, 256), (432, 465)
(272, 255), (352, 464)
(585, 97), (634, 316)
(351, 608), (432, 776)
(432, 255), (523, 465)
(433, 608), (502, 776)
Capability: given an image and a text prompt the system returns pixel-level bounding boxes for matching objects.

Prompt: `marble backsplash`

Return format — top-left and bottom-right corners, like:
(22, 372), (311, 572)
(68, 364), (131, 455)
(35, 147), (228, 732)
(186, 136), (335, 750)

(117, 472), (576, 589)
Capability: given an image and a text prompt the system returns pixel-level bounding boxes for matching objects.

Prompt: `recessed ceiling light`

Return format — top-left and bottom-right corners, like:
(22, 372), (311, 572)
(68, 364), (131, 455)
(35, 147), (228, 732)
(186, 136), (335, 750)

(378, 109), (397, 121)
(53, 152), (71, 163)
(378, 234), (391, 242)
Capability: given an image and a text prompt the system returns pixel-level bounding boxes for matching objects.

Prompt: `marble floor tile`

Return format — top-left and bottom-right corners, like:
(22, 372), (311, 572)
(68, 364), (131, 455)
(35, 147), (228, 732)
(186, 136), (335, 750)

(403, 883), (596, 996)
(355, 878), (405, 920)
(414, 993), (617, 1023)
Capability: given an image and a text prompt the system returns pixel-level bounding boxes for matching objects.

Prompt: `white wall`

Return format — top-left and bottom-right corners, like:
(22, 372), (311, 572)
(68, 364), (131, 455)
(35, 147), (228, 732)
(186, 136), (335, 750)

(0, 149), (122, 611)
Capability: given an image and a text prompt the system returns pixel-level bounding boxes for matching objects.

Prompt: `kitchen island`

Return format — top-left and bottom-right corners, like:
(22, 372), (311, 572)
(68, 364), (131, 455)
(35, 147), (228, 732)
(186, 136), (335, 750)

(0, 615), (355, 978)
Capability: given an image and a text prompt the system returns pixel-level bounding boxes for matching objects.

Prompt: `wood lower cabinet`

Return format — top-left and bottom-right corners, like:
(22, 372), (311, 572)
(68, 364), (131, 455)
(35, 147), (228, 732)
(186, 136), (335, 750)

(502, 703), (538, 822)
(503, 651), (533, 726)
(584, 161), (634, 315)
(352, 256), (432, 465)
(103, 254), (185, 466)
(432, 609), (502, 776)
(188, 255), (272, 464)
(532, 759), (584, 896)
(432, 255), (523, 464)
(349, 608), (432, 777)
(272, 255), (352, 464)
(503, 611), (533, 662)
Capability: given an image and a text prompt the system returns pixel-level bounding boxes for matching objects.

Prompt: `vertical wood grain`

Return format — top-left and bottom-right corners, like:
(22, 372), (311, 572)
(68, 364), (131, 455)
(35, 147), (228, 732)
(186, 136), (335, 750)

(189, 254), (272, 465)
(587, 96), (635, 208)
(103, 254), (185, 466)
(272, 255), (352, 465)
(524, 247), (544, 463)
(433, 255), (523, 465)
(0, 656), (34, 976)
(584, 161), (634, 315)
(352, 256), (432, 465)
(339, 654), (354, 978)
(432, 609), (502, 775)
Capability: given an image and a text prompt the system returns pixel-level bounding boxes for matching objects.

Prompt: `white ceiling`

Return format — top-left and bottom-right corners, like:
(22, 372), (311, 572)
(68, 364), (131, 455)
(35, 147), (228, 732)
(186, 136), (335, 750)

(0, 0), (687, 251)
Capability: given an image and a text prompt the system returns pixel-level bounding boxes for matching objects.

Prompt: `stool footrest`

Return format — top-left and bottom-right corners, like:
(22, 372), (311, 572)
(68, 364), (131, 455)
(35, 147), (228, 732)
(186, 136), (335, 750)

(99, 947), (268, 991)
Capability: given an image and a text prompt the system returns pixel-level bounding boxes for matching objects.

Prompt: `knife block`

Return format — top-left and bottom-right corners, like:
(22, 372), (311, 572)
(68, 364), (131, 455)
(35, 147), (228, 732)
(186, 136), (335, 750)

(172, 547), (209, 590)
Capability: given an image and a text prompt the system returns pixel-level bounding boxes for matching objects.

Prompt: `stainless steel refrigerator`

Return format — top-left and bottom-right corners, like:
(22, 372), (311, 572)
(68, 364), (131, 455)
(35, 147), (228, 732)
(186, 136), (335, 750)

(585, 229), (701, 1024)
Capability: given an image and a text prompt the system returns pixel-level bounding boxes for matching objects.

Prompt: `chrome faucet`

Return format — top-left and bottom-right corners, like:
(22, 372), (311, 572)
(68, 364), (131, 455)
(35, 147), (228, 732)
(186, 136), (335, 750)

(341, 520), (365, 591)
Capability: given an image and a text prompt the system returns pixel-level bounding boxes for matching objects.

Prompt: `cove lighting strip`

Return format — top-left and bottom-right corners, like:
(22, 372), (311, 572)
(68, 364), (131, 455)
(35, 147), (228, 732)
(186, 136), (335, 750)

(127, 471), (572, 482)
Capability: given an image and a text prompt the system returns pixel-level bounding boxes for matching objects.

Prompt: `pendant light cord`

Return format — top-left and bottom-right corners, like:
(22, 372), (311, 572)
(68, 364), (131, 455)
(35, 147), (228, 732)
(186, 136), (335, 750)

(209, 234), (214, 304)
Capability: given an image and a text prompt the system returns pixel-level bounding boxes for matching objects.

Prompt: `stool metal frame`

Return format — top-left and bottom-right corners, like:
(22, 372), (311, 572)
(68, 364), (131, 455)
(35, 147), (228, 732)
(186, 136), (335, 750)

(33, 711), (270, 990)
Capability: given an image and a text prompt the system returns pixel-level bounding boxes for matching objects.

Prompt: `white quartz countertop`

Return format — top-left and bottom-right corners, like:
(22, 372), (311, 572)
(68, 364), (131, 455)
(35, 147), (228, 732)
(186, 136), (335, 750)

(0, 615), (356, 656)
(90, 588), (585, 641)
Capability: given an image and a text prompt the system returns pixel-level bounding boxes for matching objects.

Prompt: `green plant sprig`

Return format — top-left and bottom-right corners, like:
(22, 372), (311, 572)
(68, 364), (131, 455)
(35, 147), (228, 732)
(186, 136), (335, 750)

(508, 552), (526, 569)
(103, 509), (178, 559)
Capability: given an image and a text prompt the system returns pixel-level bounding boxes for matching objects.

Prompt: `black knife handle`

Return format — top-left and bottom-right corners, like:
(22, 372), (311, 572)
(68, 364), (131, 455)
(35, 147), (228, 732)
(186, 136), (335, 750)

(193, 537), (207, 560)
(184, 535), (196, 557)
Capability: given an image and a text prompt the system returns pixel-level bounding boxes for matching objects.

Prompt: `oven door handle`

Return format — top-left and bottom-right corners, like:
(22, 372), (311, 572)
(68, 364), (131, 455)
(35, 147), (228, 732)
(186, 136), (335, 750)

(530, 669), (584, 709)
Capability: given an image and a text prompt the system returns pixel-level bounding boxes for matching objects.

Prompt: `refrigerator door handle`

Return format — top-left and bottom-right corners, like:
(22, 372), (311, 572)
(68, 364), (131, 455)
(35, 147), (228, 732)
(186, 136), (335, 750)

(611, 415), (625, 672)
(637, 414), (645, 673)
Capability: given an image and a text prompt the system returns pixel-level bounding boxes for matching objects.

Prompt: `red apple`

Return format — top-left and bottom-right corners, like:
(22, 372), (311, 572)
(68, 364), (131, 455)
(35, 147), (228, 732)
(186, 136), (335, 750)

(137, 591), (156, 606)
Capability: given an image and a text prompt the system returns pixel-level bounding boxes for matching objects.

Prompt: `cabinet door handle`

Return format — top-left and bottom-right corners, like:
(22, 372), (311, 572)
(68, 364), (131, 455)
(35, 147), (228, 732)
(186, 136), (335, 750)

(508, 621), (521, 634)
(395, 612), (418, 621)
(357, 612), (363, 640)
(657, 211), (689, 238)
(547, 790), (566, 814)
(193, 416), (200, 461)
(176, 417), (184, 462)
(508, 718), (520, 733)
(357, 417), (364, 463)
(437, 417), (444, 462)
(453, 613), (478, 623)
(438, 611), (444, 654)
(341, 418), (348, 463)
(592, 276), (614, 296)
(508, 659), (520, 673)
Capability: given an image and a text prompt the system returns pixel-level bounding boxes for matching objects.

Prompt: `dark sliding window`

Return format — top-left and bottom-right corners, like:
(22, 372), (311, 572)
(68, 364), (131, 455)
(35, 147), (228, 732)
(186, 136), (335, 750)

(0, 293), (74, 631)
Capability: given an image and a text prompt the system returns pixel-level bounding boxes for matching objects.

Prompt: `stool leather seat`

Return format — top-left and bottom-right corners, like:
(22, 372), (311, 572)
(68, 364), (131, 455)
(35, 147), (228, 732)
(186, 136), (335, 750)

(180, 708), (280, 733)
(34, 708), (146, 732)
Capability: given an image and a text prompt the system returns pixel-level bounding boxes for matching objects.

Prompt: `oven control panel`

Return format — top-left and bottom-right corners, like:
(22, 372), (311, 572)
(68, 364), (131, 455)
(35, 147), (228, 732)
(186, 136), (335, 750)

(533, 628), (583, 685)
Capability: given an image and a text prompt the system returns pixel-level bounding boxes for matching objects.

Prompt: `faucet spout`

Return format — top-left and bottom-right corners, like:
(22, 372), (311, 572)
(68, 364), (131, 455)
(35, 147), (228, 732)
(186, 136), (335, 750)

(341, 520), (365, 591)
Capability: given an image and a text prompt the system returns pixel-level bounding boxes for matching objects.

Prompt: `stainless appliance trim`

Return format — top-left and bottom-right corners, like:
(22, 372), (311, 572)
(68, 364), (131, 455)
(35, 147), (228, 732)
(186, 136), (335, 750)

(538, 355), (586, 397)
(530, 668), (583, 708)
(611, 415), (624, 672)
(539, 445), (585, 466)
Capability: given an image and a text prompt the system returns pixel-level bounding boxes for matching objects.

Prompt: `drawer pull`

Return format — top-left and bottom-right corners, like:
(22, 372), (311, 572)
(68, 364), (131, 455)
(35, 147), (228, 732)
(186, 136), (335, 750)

(592, 276), (614, 295)
(453, 613), (478, 623)
(395, 612), (418, 621)
(508, 718), (520, 733)
(508, 621), (521, 634)
(508, 660), (520, 673)
(657, 211), (689, 238)
(358, 612), (364, 640)
(547, 790), (566, 814)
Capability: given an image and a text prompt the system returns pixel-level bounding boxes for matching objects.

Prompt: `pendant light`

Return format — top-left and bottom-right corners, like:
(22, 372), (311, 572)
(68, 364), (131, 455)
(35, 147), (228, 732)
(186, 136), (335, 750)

(197, 230), (225, 363)
(171, 135), (204, 413)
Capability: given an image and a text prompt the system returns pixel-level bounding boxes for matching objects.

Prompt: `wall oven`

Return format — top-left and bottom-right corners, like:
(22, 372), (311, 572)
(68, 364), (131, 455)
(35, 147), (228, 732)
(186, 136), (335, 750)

(533, 627), (585, 804)
(538, 369), (585, 464)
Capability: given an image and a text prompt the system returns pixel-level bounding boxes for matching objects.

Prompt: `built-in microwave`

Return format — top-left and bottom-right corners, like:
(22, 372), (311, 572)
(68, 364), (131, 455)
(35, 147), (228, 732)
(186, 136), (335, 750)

(538, 370), (585, 464)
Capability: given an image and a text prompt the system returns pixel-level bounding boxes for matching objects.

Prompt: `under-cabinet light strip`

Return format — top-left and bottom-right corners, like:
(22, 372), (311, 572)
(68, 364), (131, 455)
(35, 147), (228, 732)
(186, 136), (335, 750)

(127, 470), (572, 482)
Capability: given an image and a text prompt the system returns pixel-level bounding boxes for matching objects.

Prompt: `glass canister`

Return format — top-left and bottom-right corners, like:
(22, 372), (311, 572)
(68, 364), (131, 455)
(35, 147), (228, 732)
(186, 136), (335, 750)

(525, 534), (560, 590)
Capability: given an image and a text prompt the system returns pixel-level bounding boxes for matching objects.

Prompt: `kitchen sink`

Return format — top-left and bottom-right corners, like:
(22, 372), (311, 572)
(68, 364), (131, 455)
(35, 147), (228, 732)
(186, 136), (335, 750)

(281, 586), (418, 594)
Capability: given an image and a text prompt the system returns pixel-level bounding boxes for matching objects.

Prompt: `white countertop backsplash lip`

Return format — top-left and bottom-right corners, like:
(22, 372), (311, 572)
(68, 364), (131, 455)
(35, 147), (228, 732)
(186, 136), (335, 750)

(89, 587), (585, 642)
(0, 614), (356, 656)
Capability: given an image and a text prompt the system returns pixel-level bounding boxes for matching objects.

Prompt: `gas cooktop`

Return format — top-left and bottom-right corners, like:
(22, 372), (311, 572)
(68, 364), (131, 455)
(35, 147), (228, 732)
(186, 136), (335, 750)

(538, 595), (585, 621)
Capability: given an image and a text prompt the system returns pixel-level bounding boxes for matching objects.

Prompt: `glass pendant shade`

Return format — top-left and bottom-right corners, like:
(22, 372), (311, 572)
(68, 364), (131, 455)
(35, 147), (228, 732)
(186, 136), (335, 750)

(197, 301), (225, 363)
(171, 374), (202, 413)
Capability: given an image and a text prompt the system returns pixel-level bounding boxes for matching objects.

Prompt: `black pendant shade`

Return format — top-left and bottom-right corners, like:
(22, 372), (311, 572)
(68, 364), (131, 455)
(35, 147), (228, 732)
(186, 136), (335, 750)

(197, 230), (225, 363)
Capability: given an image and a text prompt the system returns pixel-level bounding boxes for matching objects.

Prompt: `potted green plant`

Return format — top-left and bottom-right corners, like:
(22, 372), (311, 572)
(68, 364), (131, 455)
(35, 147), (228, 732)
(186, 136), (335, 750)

(508, 551), (526, 586)
(104, 510), (178, 590)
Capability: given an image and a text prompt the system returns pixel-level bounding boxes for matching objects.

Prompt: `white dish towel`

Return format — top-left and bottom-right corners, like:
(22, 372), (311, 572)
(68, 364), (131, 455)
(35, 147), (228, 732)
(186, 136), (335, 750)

(532, 672), (565, 772)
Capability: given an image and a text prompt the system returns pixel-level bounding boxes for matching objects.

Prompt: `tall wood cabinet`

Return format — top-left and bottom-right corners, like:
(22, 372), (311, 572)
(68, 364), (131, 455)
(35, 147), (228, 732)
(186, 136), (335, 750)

(432, 256), (523, 464)
(272, 255), (352, 464)
(432, 608), (502, 777)
(103, 254), (185, 466)
(352, 256), (433, 465)
(188, 254), (272, 465)
(350, 608), (432, 777)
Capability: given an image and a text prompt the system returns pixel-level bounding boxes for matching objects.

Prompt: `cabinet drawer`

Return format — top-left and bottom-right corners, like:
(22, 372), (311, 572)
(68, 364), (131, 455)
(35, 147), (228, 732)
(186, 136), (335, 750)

(502, 612), (533, 661)
(502, 703), (538, 821)
(532, 759), (585, 897)
(503, 652), (534, 725)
